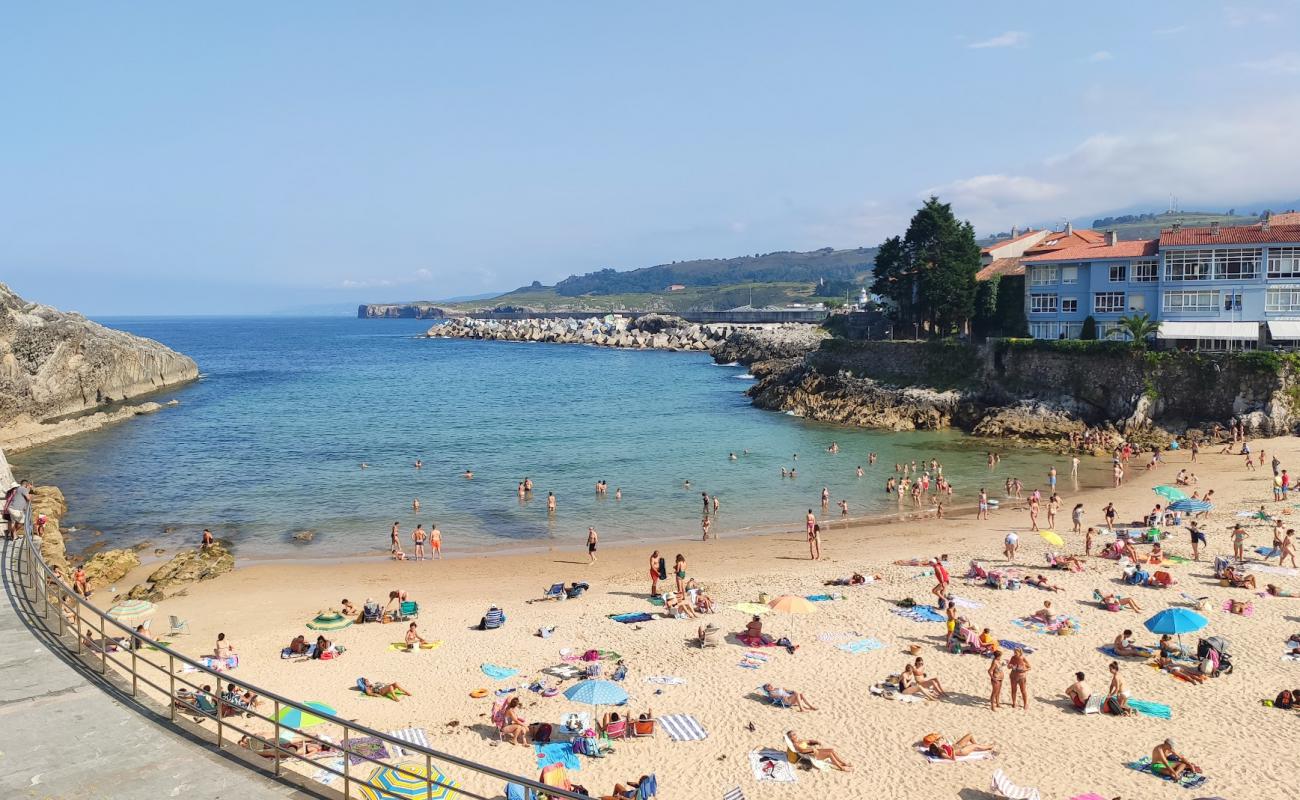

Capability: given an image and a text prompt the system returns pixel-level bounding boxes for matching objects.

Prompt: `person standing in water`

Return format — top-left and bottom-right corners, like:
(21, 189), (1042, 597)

(390, 522), (401, 556)
(412, 498), (421, 513)
(586, 527), (598, 563)
(702, 491), (710, 515)
(547, 492), (556, 513)
(701, 515), (711, 541)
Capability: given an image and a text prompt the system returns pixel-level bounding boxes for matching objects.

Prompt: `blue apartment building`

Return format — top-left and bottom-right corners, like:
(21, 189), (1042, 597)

(1021, 217), (1300, 350)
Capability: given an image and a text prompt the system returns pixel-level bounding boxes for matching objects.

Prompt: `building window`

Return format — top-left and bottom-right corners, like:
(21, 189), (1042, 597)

(1268, 247), (1300, 279)
(1029, 293), (1058, 313)
(1163, 289), (1220, 313)
(1060, 266), (1078, 284)
(1132, 259), (1158, 282)
(1029, 266), (1059, 286)
(1266, 286), (1300, 313)
(1061, 322), (1083, 339)
(1093, 292), (1125, 313)
(1214, 248), (1261, 280)
(1109, 263), (1127, 282)
(1128, 295), (1146, 312)
(1097, 322), (1128, 341)
(1164, 250), (1214, 281)
(1224, 292), (1242, 311)
(1196, 338), (1256, 352)
(1061, 298), (1078, 313)
(1029, 322), (1059, 340)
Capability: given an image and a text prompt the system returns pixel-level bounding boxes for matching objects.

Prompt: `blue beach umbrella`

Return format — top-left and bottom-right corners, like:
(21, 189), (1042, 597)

(1167, 499), (1212, 514)
(276, 701), (336, 729)
(1153, 486), (1187, 502)
(1144, 607), (1207, 650)
(562, 679), (628, 707)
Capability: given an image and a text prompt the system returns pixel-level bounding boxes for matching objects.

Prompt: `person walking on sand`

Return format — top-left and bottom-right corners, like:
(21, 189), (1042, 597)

(1188, 521), (1206, 561)
(978, 488), (989, 521)
(988, 649), (1005, 711)
(1008, 647), (1031, 710)
(1281, 529), (1298, 569)
(390, 522), (401, 556)
(430, 523), (442, 559)
(412, 524), (427, 561)
(1231, 522), (1248, 562)
(1027, 495), (1040, 531)
(1071, 503), (1084, 534)
(586, 527), (598, 564)
(1085, 526), (1095, 556)
(1047, 494), (1060, 529)
(808, 523), (821, 560)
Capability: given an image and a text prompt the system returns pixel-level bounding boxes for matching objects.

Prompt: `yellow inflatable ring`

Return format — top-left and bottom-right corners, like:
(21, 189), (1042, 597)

(470, 688), (489, 698)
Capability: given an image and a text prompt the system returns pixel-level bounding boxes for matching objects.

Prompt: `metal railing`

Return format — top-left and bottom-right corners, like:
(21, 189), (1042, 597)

(7, 532), (586, 800)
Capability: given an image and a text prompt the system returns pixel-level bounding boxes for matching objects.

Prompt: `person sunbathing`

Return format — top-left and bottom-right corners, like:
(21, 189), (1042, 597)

(662, 592), (697, 618)
(899, 665), (938, 700)
(787, 730), (853, 771)
(1152, 656), (1206, 684)
(606, 776), (654, 800)
(340, 598), (357, 617)
(824, 572), (875, 586)
(238, 735), (334, 757)
(1064, 672), (1091, 709)
(762, 683), (818, 711)
(692, 590), (716, 614)
(287, 635), (309, 655)
(1026, 574), (1064, 592)
(1267, 584), (1296, 597)
(1031, 601), (1056, 624)
(922, 732), (994, 760)
(1151, 738), (1202, 781)
(742, 616), (774, 644)
(360, 678), (411, 701)
(1097, 590), (1142, 612)
(1113, 630), (1145, 657)
(1157, 634), (1186, 659)
(1222, 566), (1257, 589)
(1148, 543), (1164, 564)
(911, 657), (946, 697)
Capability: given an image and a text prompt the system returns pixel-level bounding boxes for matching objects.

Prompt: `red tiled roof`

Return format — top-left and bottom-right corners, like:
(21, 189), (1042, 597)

(981, 229), (1043, 255)
(976, 257), (1025, 281)
(1269, 212), (1300, 226)
(1159, 224), (1300, 246)
(1022, 239), (1159, 263)
(1023, 228), (1105, 255)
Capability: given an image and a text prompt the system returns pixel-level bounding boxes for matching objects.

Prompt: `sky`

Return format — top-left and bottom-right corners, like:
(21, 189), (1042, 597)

(3, 2), (1300, 315)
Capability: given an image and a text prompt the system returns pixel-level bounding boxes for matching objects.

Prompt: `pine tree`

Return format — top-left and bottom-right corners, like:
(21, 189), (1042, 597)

(871, 197), (980, 335)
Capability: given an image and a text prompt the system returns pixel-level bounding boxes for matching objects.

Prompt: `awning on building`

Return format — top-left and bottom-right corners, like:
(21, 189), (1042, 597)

(1268, 320), (1300, 339)
(1156, 321), (1259, 340)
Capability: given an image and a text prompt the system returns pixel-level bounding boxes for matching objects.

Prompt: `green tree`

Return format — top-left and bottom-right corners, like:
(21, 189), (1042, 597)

(1080, 315), (1098, 340)
(1107, 312), (1161, 346)
(871, 197), (980, 335)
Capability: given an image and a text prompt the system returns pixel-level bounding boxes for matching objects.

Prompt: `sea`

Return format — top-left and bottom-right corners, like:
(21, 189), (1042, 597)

(13, 317), (1104, 559)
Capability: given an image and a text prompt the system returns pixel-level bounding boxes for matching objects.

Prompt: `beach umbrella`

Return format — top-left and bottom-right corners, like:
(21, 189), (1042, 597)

(359, 761), (459, 800)
(106, 599), (156, 625)
(767, 595), (817, 615)
(1037, 529), (1065, 548)
(276, 701), (336, 729)
(1144, 607), (1207, 651)
(306, 611), (353, 631)
(732, 602), (770, 616)
(562, 679), (628, 707)
(1167, 499), (1212, 514)
(1153, 486), (1188, 502)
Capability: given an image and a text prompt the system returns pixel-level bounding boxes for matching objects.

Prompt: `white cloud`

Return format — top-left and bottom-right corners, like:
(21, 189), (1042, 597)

(1243, 52), (1300, 74)
(1154, 24), (1188, 36)
(968, 31), (1028, 49)
(1087, 50), (1114, 62)
(339, 268), (437, 290)
(1225, 5), (1280, 27)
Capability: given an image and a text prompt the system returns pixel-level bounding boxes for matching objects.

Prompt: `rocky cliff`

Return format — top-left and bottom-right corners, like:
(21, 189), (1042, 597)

(359, 303), (453, 319)
(0, 283), (198, 450)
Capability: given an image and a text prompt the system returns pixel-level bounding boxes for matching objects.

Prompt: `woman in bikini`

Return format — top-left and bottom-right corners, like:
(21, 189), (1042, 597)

(988, 650), (1005, 711)
(1008, 648), (1030, 710)
(674, 554), (687, 595)
(923, 733), (994, 760)
(911, 657), (946, 697)
(648, 550), (661, 595)
(1106, 661), (1135, 715)
(786, 731), (853, 771)
(899, 665), (937, 700)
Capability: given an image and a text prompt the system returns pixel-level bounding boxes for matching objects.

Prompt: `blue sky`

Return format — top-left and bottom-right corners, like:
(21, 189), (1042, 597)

(3, 2), (1299, 314)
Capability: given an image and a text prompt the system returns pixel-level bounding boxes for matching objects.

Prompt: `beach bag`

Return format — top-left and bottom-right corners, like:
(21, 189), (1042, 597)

(1, 486), (15, 521)
(530, 722), (552, 743)
(658, 557), (666, 580)
(582, 649), (600, 662)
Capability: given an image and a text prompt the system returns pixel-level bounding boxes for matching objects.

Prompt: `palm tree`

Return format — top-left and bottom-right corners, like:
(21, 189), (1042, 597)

(1107, 312), (1161, 346)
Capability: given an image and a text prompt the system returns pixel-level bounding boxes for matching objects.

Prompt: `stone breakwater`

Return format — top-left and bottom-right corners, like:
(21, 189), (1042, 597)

(425, 313), (827, 356)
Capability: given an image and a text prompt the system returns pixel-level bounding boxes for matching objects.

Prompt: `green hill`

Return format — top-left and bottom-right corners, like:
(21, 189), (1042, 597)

(1088, 210), (1265, 240)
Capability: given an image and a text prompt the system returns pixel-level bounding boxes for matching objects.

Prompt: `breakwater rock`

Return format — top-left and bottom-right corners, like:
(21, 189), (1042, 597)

(426, 313), (825, 355)
(0, 282), (198, 450)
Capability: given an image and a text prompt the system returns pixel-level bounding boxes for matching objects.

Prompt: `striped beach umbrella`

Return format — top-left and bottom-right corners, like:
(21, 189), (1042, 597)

(359, 761), (459, 800)
(106, 599), (156, 625)
(1167, 499), (1212, 514)
(276, 701), (336, 729)
(306, 611), (353, 631)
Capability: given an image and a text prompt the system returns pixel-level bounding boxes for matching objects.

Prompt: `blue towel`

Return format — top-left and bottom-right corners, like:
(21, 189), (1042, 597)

(1128, 698), (1172, 719)
(1257, 546), (1281, 558)
(481, 663), (518, 680)
(805, 594), (836, 602)
(997, 639), (1035, 653)
(1127, 756), (1206, 788)
(609, 612), (654, 624)
(533, 742), (581, 771)
(836, 638), (883, 654)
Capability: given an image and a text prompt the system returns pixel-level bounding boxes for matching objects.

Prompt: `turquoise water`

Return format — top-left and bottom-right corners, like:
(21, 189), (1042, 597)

(13, 317), (1098, 558)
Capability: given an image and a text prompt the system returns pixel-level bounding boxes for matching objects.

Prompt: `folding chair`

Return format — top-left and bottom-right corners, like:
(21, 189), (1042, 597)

(169, 615), (191, 635)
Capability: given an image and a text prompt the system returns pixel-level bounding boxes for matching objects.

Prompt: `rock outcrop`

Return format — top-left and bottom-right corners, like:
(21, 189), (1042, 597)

(127, 543), (235, 601)
(0, 283), (198, 450)
(359, 303), (453, 319)
(80, 548), (141, 590)
(30, 485), (71, 574)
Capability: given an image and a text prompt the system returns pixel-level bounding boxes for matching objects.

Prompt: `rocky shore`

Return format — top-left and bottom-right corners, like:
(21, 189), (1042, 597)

(426, 313), (826, 355)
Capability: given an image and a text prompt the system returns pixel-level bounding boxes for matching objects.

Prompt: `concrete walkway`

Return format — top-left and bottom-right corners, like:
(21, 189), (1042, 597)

(0, 540), (319, 800)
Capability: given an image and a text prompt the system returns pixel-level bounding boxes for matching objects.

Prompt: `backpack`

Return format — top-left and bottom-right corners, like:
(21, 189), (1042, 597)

(1, 486), (16, 521)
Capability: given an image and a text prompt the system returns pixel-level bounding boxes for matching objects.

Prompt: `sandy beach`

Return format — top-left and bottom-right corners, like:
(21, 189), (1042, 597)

(110, 436), (1300, 799)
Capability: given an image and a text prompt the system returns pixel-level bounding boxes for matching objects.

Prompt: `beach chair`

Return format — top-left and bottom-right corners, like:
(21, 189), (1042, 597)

(602, 718), (627, 740)
(362, 602), (382, 623)
(784, 734), (830, 771)
(168, 615), (190, 636)
(631, 717), (657, 738)
(1150, 570), (1175, 588)
(697, 624), (720, 648)
(542, 583), (566, 601)
(504, 784), (538, 800)
(631, 774), (657, 799)
(990, 768), (1041, 800)
(398, 600), (419, 620)
(759, 686), (793, 708)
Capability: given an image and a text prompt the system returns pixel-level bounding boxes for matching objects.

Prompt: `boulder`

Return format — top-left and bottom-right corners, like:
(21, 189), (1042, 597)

(80, 548), (141, 590)
(127, 542), (235, 601)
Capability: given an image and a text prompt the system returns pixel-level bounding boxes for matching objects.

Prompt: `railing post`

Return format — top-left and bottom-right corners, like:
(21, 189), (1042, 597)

(168, 653), (176, 722)
(426, 752), (433, 800)
(343, 723), (351, 799)
(273, 699), (282, 777)
(131, 645), (138, 696)
(74, 601), (82, 654)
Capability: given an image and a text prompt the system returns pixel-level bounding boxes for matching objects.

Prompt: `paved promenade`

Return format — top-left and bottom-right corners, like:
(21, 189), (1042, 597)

(0, 540), (316, 800)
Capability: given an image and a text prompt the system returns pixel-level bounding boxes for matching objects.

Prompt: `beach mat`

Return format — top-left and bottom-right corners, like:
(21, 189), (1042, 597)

(609, 612), (655, 624)
(804, 593), (841, 602)
(387, 640), (443, 652)
(1126, 756), (1208, 788)
(836, 638), (884, 654)
(533, 742), (580, 771)
(386, 727), (429, 756)
(1012, 615), (1081, 635)
(660, 713), (708, 741)
(889, 605), (945, 623)
(997, 639), (1035, 654)
(542, 664), (582, 679)
(870, 683), (923, 703)
(1128, 699), (1172, 719)
(644, 675), (686, 685)
(1100, 644), (1156, 659)
(345, 736), (390, 766)
(481, 663), (518, 680)
(748, 749), (796, 783)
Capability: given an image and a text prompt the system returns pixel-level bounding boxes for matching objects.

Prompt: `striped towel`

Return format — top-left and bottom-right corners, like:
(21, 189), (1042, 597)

(386, 727), (429, 756)
(724, 785), (749, 799)
(990, 768), (1041, 800)
(836, 638), (884, 654)
(660, 713), (708, 741)
(645, 675), (686, 685)
(951, 596), (983, 609)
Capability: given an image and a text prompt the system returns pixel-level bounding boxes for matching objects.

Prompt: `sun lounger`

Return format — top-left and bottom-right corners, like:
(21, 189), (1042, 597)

(632, 717), (657, 738)
(759, 686), (793, 707)
(168, 615), (190, 636)
(784, 734), (830, 770)
(542, 583), (566, 601)
(991, 769), (1041, 799)
(398, 600), (419, 620)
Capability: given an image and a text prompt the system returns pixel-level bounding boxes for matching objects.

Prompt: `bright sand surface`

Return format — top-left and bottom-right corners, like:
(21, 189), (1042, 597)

(128, 437), (1300, 799)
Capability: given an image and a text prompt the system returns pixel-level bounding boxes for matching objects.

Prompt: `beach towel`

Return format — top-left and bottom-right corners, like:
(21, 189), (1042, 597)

(609, 612), (655, 624)
(311, 757), (345, 787)
(345, 736), (390, 766)
(997, 640), (1034, 654)
(1283, 653), (1300, 662)
(659, 714), (708, 741)
(533, 742), (581, 771)
(1126, 756), (1208, 789)
(889, 605), (945, 623)
(1256, 546), (1281, 558)
(481, 664), (518, 680)
(1101, 644), (1156, 659)
(387, 640), (443, 653)
(747, 749), (796, 783)
(1128, 699), (1172, 719)
(386, 727), (429, 756)
(542, 664), (582, 679)
(723, 785), (748, 800)
(836, 638), (884, 654)
(816, 631), (860, 642)
(991, 768), (1041, 800)
(731, 602), (770, 616)
(181, 655), (239, 673)
(870, 683), (923, 703)
(1070, 794), (1108, 800)
(644, 675), (686, 685)
(951, 596), (983, 609)
(1222, 599), (1255, 616)
(804, 593), (841, 602)
(1252, 564), (1299, 577)
(914, 745), (993, 763)
(1012, 615), (1081, 635)
(739, 651), (769, 669)
(737, 634), (778, 648)
(647, 596), (665, 606)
